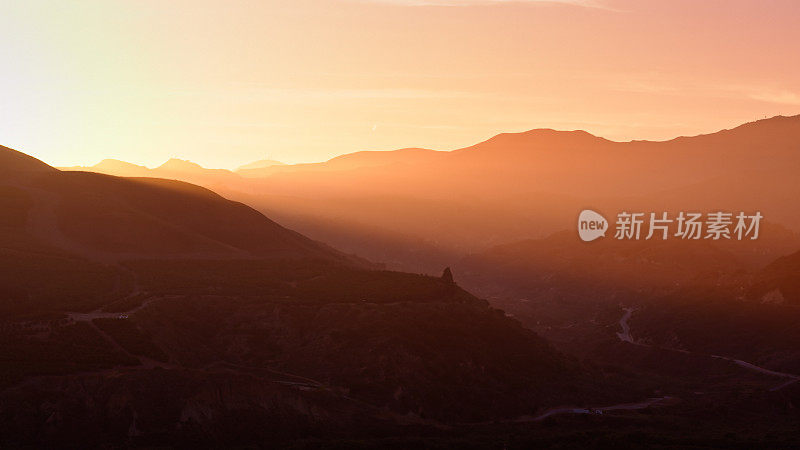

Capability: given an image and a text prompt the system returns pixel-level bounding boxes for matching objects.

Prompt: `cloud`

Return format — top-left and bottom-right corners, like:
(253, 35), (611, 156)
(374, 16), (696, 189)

(360, 0), (611, 8)
(168, 86), (489, 103)
(600, 72), (800, 107)
(747, 89), (800, 106)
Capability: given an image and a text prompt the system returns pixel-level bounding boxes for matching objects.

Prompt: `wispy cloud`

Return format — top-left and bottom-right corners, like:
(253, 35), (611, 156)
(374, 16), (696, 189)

(601, 72), (800, 107)
(746, 89), (800, 106)
(167, 86), (489, 103)
(360, 0), (611, 9)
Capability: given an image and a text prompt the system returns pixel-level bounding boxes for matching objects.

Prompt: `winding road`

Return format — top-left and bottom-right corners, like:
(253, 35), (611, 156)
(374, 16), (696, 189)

(617, 307), (800, 391)
(616, 307), (636, 343)
(518, 396), (675, 422)
(66, 297), (156, 322)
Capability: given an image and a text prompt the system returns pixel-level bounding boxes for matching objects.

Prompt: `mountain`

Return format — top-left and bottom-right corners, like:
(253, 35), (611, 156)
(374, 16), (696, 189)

(234, 115), (800, 200)
(457, 230), (747, 299)
(626, 252), (800, 375)
(156, 158), (237, 178)
(5, 148), (350, 264)
(236, 148), (442, 178)
(157, 158), (207, 172)
(321, 147), (443, 170)
(236, 159), (286, 172)
(94, 159), (151, 177)
(458, 222), (800, 300)
(62, 158), (241, 185)
(0, 144), (57, 174)
(451, 230), (740, 347)
(62, 116), (800, 272)
(61, 159), (149, 177)
(0, 144), (622, 446)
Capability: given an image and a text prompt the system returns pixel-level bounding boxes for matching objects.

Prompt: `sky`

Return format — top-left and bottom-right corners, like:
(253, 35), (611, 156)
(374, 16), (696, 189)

(2, 0), (799, 168)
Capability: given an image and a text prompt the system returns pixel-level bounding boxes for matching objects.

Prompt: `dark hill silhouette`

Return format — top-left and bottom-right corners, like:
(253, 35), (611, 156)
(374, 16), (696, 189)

(0, 144), (57, 174)
(1, 145), (354, 263)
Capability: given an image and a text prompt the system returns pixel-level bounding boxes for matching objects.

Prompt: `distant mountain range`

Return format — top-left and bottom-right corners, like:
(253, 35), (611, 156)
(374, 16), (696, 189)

(61, 115), (800, 273)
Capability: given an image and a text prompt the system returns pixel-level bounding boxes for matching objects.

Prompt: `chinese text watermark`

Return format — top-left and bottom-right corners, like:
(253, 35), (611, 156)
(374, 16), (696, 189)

(578, 209), (762, 242)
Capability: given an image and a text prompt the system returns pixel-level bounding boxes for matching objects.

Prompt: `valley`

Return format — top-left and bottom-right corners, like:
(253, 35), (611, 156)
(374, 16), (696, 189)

(4, 117), (800, 447)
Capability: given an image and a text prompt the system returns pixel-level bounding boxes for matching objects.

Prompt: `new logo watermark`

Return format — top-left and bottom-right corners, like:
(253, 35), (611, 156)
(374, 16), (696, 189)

(578, 210), (762, 241)
(578, 209), (608, 242)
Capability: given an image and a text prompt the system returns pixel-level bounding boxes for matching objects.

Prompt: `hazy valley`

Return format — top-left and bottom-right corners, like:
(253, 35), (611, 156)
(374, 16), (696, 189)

(1, 117), (798, 446)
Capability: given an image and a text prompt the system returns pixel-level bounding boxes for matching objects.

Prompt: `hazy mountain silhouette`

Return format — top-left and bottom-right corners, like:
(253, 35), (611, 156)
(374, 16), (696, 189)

(94, 159), (151, 176)
(157, 158), (207, 172)
(236, 148), (443, 178)
(104, 116), (800, 271)
(236, 159), (286, 172)
(59, 115), (800, 272)
(63, 157), (241, 190)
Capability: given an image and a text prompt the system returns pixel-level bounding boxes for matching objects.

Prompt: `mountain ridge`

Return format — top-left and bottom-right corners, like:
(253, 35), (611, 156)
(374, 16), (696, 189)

(1, 145), (360, 265)
(57, 114), (800, 177)
(53, 114), (800, 272)
(0, 144), (57, 174)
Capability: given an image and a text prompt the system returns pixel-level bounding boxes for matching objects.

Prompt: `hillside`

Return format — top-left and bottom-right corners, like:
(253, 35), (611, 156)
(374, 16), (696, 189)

(457, 231), (744, 299)
(0, 145), (57, 174)
(0, 144), (622, 446)
(3, 146), (350, 264)
(749, 249), (800, 305)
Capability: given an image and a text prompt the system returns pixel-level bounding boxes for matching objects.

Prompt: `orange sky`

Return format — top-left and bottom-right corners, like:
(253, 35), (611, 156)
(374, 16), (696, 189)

(2, 0), (799, 168)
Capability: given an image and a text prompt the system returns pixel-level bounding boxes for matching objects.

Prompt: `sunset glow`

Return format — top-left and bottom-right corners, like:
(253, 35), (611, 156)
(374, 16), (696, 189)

(2, 0), (799, 168)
